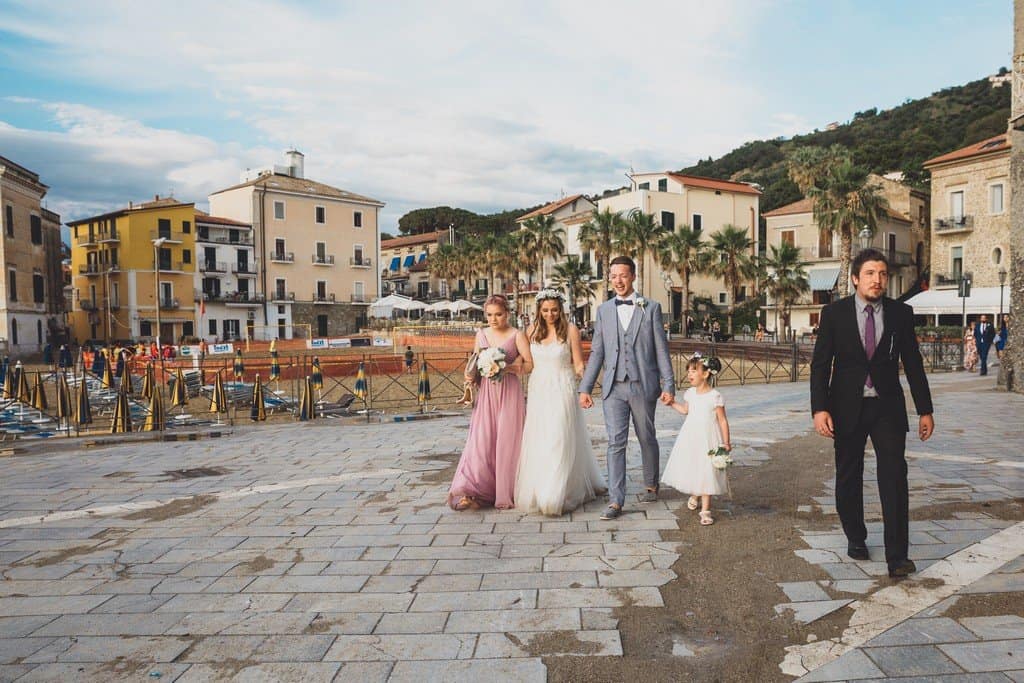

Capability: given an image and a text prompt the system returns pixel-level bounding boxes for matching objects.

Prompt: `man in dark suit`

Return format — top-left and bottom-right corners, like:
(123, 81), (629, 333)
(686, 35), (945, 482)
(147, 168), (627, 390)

(973, 314), (996, 376)
(811, 248), (935, 578)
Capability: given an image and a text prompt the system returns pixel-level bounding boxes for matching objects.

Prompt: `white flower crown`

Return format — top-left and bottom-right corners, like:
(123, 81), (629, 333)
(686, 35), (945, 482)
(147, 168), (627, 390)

(535, 288), (565, 302)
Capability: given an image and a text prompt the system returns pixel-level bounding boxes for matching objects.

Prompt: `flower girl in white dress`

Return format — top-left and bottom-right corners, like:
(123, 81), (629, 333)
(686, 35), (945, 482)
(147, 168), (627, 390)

(660, 354), (732, 525)
(515, 290), (605, 516)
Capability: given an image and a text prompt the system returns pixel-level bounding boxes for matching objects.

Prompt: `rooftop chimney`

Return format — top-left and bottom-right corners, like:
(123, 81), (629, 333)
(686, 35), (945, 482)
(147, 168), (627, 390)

(284, 150), (304, 179)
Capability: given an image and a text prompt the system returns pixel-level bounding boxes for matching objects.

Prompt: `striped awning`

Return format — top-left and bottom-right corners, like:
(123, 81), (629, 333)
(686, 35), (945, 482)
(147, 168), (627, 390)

(809, 267), (841, 291)
(389, 256), (401, 271)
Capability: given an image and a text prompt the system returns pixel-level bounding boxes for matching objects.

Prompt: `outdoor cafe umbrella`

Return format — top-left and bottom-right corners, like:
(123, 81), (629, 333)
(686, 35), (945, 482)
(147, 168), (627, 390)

(417, 360), (431, 404)
(16, 363), (31, 404)
(55, 372), (72, 429)
(210, 372), (228, 415)
(75, 382), (93, 426)
(299, 375), (316, 421)
(353, 361), (367, 400)
(233, 350), (245, 380)
(170, 367), (188, 409)
(143, 381), (165, 432)
(31, 371), (48, 411)
(110, 383), (133, 434)
(250, 374), (266, 422)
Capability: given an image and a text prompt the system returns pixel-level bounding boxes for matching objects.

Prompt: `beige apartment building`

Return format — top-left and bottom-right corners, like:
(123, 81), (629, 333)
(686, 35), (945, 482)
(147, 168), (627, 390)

(380, 229), (451, 301)
(193, 213), (259, 342)
(0, 155), (65, 355)
(597, 172), (760, 326)
(763, 196), (919, 336)
(208, 151), (385, 340)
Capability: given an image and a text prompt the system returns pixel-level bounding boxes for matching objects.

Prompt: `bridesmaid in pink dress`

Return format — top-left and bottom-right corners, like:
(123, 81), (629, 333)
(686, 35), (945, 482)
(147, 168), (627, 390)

(449, 294), (533, 510)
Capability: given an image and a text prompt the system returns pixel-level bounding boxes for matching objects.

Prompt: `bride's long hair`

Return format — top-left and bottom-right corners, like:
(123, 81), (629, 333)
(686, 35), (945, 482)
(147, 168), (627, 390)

(531, 294), (569, 344)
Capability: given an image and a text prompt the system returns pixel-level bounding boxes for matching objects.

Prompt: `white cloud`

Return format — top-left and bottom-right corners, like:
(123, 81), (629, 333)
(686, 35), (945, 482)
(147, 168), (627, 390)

(0, 1), (835, 230)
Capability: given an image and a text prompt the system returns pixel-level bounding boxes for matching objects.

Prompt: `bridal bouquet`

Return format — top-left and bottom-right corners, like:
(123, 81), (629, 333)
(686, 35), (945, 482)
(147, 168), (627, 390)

(707, 446), (734, 470)
(477, 347), (508, 382)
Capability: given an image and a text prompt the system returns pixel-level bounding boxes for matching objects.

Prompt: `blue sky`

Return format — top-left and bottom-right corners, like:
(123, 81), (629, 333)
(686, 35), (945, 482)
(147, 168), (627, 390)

(0, 0), (1011, 232)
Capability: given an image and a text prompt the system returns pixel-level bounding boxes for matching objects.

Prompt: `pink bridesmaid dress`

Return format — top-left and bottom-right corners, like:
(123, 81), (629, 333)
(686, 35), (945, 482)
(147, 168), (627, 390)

(448, 330), (525, 509)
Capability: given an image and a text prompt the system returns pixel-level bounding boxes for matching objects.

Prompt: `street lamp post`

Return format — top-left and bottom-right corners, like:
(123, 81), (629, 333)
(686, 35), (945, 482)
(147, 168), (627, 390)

(152, 237), (167, 352)
(858, 226), (872, 250)
(999, 267), (1008, 320)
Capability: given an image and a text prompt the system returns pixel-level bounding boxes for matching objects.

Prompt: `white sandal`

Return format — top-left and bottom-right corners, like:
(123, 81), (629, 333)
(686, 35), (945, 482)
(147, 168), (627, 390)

(699, 510), (714, 526)
(687, 496), (699, 511)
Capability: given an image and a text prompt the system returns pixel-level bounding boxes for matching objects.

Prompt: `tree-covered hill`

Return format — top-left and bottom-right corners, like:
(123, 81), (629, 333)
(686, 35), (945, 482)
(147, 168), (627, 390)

(397, 73), (1010, 231)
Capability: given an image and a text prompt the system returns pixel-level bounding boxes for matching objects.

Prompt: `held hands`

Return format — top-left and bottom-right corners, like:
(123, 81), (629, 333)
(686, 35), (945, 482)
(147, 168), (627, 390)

(579, 392), (593, 409)
(659, 392), (674, 406)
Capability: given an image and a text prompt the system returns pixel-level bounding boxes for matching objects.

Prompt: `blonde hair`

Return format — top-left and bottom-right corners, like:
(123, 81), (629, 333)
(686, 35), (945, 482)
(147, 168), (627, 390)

(531, 297), (568, 344)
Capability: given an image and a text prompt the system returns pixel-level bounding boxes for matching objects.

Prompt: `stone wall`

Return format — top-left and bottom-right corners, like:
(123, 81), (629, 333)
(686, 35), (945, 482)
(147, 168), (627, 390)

(291, 302), (364, 337)
(1001, 0), (1024, 392)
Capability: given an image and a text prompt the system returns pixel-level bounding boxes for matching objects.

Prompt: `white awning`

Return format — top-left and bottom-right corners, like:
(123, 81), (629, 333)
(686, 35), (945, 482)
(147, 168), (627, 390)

(809, 267), (841, 291)
(905, 286), (1009, 316)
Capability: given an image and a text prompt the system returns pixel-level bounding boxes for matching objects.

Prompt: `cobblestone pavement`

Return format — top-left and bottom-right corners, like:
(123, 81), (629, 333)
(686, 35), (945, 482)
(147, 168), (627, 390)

(0, 371), (1021, 681)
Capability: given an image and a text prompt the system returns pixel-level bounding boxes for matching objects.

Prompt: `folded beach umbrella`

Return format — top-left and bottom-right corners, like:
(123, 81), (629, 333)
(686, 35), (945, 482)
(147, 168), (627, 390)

(417, 360), (431, 404)
(233, 350), (245, 380)
(100, 351), (114, 389)
(299, 375), (316, 421)
(55, 373), (72, 428)
(269, 353), (281, 381)
(16, 364), (31, 404)
(114, 350), (126, 379)
(353, 361), (367, 400)
(143, 383), (165, 432)
(170, 367), (188, 409)
(1, 360), (11, 400)
(0, 357), (7, 397)
(76, 382), (93, 426)
(311, 357), (323, 390)
(31, 371), (48, 411)
(250, 374), (266, 422)
(210, 372), (228, 415)
(110, 384), (133, 434)
(140, 362), (155, 399)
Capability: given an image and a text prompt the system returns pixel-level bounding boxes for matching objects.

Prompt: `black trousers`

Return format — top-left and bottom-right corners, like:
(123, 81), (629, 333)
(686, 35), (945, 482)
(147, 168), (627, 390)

(834, 398), (909, 565)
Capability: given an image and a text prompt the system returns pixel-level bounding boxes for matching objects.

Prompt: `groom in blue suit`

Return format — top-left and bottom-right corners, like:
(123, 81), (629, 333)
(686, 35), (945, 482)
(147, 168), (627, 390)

(580, 256), (675, 520)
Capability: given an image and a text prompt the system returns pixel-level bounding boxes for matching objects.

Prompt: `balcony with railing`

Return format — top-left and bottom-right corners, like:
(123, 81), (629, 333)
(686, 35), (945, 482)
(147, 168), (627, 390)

(270, 251), (294, 263)
(232, 262), (258, 275)
(76, 233), (98, 247)
(79, 299), (99, 311)
(78, 262), (121, 275)
(199, 260), (228, 273)
(349, 256), (372, 268)
(195, 228), (253, 245)
(153, 260), (186, 272)
(159, 297), (180, 309)
(98, 228), (119, 243)
(934, 272), (963, 288)
(350, 293), (370, 303)
(933, 215), (974, 234)
(196, 290), (265, 305)
(312, 254), (336, 266)
(150, 229), (186, 243)
(271, 291), (296, 302)
(885, 250), (914, 267)
(312, 292), (336, 303)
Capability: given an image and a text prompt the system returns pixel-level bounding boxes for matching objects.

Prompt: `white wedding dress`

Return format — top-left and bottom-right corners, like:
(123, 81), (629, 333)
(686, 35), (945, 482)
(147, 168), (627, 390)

(515, 340), (606, 515)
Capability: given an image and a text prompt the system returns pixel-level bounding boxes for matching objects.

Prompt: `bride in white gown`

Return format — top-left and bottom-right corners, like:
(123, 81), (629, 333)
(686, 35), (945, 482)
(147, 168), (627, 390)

(516, 290), (606, 516)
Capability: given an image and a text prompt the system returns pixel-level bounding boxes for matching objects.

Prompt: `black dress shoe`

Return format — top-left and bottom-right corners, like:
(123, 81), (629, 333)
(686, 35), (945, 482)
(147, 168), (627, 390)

(888, 559), (917, 578)
(847, 544), (870, 561)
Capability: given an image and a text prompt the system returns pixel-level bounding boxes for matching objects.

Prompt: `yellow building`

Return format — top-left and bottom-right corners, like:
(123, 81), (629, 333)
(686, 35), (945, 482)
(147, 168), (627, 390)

(68, 197), (197, 345)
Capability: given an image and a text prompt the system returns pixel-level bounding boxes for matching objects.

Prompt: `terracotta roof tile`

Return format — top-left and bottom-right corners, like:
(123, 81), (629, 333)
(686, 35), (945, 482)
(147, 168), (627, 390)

(210, 172), (384, 206)
(381, 229), (447, 249)
(667, 173), (761, 195)
(517, 194), (586, 221)
(196, 213), (251, 227)
(763, 198), (813, 217)
(924, 134), (1010, 167)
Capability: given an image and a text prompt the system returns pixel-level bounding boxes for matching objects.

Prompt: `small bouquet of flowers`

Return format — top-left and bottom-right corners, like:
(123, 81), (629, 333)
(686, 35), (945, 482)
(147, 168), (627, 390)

(477, 347), (508, 382)
(707, 446), (734, 470)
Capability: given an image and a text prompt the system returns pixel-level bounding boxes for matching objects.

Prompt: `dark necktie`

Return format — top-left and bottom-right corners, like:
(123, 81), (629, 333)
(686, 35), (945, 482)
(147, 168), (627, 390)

(615, 299), (633, 306)
(864, 304), (876, 388)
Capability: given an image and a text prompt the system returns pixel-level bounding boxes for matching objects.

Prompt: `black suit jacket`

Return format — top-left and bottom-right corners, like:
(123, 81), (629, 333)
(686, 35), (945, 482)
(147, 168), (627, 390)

(810, 296), (933, 436)
(974, 323), (996, 349)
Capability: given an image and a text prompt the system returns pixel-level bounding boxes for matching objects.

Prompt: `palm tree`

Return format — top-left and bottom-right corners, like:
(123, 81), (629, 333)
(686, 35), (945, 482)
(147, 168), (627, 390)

(428, 243), (460, 299)
(578, 208), (623, 302)
(787, 145), (847, 194)
(762, 242), (810, 341)
(806, 156), (889, 297)
(503, 230), (534, 314)
(616, 210), (667, 295)
(550, 255), (596, 325)
(520, 214), (565, 286)
(656, 226), (705, 334)
(705, 224), (758, 335)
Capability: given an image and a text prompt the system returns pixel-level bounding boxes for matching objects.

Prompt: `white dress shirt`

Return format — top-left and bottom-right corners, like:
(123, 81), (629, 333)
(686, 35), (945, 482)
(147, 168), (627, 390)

(616, 291), (638, 330)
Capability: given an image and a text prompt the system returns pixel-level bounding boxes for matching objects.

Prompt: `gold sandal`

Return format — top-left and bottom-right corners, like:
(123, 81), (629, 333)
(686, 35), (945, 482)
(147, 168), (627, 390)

(454, 496), (480, 511)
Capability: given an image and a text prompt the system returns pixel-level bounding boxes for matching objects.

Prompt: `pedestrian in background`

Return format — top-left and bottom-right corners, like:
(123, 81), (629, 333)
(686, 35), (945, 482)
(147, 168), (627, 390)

(974, 314), (996, 376)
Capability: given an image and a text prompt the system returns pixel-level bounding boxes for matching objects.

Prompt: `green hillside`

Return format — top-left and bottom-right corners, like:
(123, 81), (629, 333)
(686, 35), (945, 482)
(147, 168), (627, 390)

(681, 74), (1010, 213)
